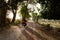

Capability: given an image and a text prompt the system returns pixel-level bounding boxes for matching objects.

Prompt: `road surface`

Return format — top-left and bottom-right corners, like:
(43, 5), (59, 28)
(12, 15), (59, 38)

(0, 22), (60, 40)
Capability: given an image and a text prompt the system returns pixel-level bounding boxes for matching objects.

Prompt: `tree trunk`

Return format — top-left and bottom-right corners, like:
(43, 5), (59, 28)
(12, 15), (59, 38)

(0, 1), (7, 28)
(11, 10), (16, 23)
(0, 11), (6, 27)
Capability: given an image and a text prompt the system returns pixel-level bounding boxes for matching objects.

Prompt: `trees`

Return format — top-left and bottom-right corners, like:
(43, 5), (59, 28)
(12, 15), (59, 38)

(40, 0), (60, 19)
(0, 0), (23, 28)
(20, 0), (40, 22)
(0, 0), (8, 28)
(8, 0), (23, 23)
(0, 0), (59, 28)
(20, 3), (30, 19)
(49, 0), (60, 19)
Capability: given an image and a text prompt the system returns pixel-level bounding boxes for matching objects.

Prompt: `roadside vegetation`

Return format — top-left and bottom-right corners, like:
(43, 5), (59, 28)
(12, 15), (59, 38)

(38, 19), (60, 32)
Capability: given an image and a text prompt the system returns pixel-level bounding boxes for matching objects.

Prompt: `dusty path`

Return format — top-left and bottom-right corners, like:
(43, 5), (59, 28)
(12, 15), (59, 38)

(26, 22), (58, 40)
(0, 22), (60, 40)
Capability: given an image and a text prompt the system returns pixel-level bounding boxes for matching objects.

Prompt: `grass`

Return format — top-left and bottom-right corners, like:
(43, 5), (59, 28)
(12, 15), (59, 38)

(38, 19), (60, 28)
(38, 19), (60, 32)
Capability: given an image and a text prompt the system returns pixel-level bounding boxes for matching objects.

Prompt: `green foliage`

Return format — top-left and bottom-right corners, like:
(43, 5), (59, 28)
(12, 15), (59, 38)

(40, 0), (60, 19)
(41, 11), (50, 19)
(32, 11), (41, 22)
(8, 0), (24, 10)
(14, 20), (21, 25)
(21, 5), (30, 19)
(0, 0), (24, 28)
(32, 13), (38, 21)
(8, 0), (24, 23)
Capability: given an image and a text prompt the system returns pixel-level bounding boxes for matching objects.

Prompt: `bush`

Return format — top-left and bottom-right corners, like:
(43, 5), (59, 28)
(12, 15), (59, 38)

(45, 24), (53, 31)
(13, 20), (21, 25)
(56, 28), (60, 32)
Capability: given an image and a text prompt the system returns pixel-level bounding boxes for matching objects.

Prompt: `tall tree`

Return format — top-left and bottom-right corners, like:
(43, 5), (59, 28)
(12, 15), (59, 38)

(21, 4), (30, 19)
(0, 0), (8, 28)
(8, 0), (23, 23)
(39, 0), (60, 19)
(0, 0), (24, 28)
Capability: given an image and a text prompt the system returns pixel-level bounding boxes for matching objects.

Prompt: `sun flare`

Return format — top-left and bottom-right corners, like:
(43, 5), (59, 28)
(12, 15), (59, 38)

(7, 10), (21, 20)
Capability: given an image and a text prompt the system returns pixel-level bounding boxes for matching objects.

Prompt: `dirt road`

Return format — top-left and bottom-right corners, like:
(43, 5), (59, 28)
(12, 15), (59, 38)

(0, 22), (60, 40)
